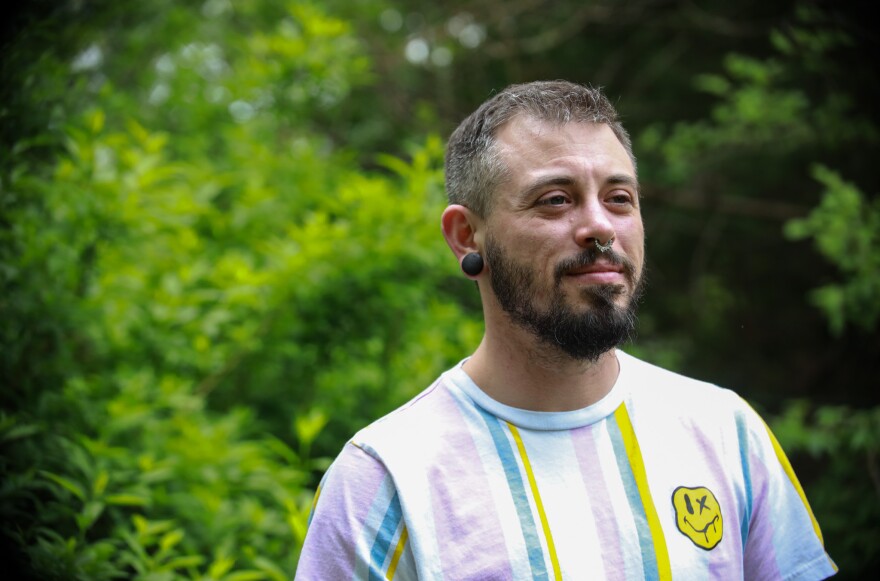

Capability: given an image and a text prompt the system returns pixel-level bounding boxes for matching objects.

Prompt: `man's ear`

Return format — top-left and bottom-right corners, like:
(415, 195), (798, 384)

(441, 204), (482, 261)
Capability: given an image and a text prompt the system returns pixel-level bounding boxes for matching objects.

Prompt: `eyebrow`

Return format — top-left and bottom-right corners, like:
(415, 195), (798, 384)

(607, 173), (641, 194)
(519, 176), (575, 201)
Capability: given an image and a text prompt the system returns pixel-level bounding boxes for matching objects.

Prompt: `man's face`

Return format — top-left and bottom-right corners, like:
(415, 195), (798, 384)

(480, 116), (645, 360)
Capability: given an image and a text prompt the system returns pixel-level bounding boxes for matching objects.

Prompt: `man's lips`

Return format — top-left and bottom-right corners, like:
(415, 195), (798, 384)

(565, 263), (623, 275)
(564, 263), (625, 284)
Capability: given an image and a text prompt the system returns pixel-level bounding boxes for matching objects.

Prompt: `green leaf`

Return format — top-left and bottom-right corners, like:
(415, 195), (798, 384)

(252, 557), (288, 581)
(76, 500), (105, 532)
(223, 571), (269, 581)
(0, 421), (42, 442)
(39, 470), (86, 501)
(132, 515), (175, 539)
(293, 409), (327, 448)
(105, 494), (149, 507)
(693, 74), (730, 96)
(87, 109), (105, 134)
(132, 514), (149, 535)
(160, 555), (206, 571)
(374, 153), (411, 177)
(92, 469), (109, 496)
(159, 529), (184, 552)
(209, 556), (236, 579)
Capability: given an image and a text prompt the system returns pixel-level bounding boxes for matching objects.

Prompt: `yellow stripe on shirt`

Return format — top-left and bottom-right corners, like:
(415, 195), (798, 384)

(762, 422), (825, 544)
(614, 404), (672, 580)
(508, 422), (562, 581)
(386, 526), (408, 579)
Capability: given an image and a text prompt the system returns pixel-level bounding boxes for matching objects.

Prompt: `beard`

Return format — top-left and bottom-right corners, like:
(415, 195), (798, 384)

(485, 235), (645, 362)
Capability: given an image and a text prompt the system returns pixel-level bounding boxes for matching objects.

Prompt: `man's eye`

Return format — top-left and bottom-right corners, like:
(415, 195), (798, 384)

(538, 195), (569, 206)
(607, 192), (632, 205)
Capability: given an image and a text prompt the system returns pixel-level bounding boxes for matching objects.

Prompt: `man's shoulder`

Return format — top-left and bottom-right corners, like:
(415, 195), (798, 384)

(618, 350), (746, 412)
(348, 368), (465, 459)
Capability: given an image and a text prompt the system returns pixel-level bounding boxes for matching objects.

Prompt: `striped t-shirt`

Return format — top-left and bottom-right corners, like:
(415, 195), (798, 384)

(295, 351), (836, 580)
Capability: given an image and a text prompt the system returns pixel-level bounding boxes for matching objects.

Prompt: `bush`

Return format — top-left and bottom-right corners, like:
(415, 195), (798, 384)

(1, 1), (479, 577)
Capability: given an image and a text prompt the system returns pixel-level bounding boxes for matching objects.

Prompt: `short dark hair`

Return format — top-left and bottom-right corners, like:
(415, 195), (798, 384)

(444, 80), (635, 217)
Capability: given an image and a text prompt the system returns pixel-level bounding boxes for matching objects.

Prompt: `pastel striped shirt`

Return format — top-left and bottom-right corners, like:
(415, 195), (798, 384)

(295, 351), (836, 580)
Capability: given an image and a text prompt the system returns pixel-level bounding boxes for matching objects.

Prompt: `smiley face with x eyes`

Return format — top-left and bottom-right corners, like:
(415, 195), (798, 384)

(672, 486), (723, 550)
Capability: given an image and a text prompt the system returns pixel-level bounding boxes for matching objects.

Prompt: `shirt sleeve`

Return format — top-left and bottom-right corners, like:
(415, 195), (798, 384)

(737, 399), (838, 581)
(294, 442), (416, 581)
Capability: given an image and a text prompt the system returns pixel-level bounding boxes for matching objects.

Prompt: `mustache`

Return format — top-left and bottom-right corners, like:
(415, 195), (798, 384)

(553, 246), (637, 284)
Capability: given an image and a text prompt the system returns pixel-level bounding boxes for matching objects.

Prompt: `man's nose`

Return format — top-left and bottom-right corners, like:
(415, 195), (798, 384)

(572, 198), (615, 249)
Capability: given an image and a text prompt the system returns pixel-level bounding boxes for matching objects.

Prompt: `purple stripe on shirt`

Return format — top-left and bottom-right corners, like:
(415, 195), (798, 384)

(430, 386), (515, 580)
(571, 424), (626, 579)
(296, 444), (389, 580)
(742, 451), (780, 580)
(692, 426), (744, 578)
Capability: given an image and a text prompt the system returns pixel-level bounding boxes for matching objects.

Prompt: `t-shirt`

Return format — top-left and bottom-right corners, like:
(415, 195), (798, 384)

(295, 351), (837, 580)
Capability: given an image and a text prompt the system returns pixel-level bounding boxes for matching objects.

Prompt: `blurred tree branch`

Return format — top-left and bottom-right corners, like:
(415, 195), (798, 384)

(651, 187), (810, 220)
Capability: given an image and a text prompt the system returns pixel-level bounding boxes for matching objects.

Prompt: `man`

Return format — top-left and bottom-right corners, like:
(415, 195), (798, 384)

(295, 81), (836, 580)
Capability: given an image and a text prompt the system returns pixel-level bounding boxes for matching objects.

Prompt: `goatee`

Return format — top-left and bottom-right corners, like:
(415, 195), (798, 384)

(485, 237), (644, 362)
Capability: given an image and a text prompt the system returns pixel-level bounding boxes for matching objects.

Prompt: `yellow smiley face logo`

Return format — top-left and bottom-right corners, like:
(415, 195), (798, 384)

(672, 486), (723, 550)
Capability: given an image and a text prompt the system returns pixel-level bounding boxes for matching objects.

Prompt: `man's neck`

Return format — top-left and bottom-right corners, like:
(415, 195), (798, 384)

(462, 325), (620, 412)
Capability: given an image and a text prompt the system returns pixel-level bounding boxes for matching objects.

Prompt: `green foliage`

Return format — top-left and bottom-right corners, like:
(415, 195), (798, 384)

(770, 402), (880, 571)
(785, 166), (880, 335)
(2, 386), (311, 579)
(1, 1), (479, 578)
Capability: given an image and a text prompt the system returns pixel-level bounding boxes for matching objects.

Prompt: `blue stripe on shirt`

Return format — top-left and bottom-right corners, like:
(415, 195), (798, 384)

(608, 414), (659, 581)
(369, 491), (403, 581)
(735, 410), (753, 549)
(476, 406), (550, 581)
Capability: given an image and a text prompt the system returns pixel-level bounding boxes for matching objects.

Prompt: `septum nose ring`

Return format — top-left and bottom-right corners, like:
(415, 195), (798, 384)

(595, 237), (614, 253)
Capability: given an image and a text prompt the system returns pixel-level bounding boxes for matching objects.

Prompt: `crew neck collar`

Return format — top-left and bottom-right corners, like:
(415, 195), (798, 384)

(445, 350), (632, 431)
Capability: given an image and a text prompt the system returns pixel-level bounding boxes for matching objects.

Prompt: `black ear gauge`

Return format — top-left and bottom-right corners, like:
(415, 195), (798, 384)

(461, 253), (484, 276)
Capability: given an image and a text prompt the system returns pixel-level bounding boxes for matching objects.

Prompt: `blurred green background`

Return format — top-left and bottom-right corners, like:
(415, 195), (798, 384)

(1, 1), (877, 579)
